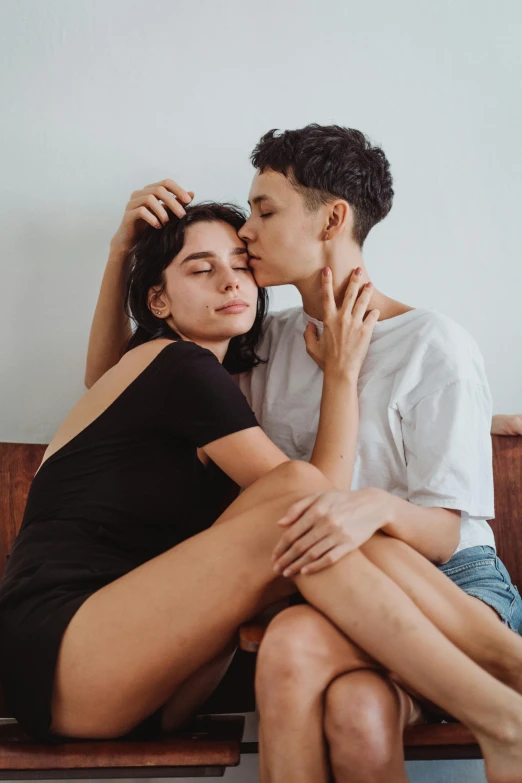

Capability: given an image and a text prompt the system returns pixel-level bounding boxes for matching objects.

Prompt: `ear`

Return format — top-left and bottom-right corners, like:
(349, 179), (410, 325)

(148, 286), (169, 317)
(324, 200), (352, 240)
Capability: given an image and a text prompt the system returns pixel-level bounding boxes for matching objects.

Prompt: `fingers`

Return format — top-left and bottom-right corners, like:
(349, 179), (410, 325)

(275, 529), (336, 577)
(143, 178), (193, 206)
(300, 543), (353, 575)
(303, 322), (319, 356)
(129, 194), (170, 225)
(321, 267), (337, 320)
(132, 205), (163, 229)
(351, 282), (374, 321)
(363, 308), (381, 327)
(340, 266), (364, 316)
(129, 179), (195, 227)
(275, 493), (321, 529)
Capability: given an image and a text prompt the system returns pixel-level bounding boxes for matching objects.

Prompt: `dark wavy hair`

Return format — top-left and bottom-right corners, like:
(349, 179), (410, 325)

(123, 202), (268, 374)
(251, 124), (394, 247)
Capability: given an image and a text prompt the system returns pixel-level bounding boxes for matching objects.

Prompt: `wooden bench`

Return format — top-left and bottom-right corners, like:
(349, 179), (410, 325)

(1, 436), (521, 774)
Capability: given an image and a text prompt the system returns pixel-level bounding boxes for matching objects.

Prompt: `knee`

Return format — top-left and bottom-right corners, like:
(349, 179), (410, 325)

(255, 605), (334, 706)
(324, 670), (403, 772)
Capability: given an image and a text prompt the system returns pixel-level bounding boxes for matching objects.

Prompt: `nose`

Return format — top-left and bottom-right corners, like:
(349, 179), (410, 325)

(238, 217), (255, 242)
(221, 266), (242, 292)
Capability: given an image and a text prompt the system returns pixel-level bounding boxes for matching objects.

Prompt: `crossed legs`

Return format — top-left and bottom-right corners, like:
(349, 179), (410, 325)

(257, 533), (522, 782)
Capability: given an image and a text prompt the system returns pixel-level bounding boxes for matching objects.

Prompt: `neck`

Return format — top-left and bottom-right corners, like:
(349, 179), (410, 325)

(166, 319), (230, 363)
(295, 242), (412, 323)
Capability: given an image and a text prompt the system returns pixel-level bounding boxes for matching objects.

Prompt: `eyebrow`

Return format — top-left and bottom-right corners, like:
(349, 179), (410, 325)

(180, 247), (248, 265)
(247, 195), (273, 208)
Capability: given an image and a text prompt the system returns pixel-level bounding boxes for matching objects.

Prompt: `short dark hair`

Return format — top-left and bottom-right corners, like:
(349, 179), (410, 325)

(124, 202), (268, 374)
(251, 124), (394, 247)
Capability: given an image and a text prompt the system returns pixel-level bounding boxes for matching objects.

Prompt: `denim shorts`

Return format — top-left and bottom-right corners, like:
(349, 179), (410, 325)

(437, 545), (522, 634)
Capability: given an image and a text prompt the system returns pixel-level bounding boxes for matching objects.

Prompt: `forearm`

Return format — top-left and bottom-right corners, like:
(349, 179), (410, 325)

(85, 245), (133, 388)
(310, 371), (359, 491)
(382, 495), (461, 564)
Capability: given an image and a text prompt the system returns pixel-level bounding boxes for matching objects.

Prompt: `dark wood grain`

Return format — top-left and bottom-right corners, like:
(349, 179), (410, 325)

(0, 716), (243, 774)
(0, 443), (46, 581)
(491, 435), (522, 590)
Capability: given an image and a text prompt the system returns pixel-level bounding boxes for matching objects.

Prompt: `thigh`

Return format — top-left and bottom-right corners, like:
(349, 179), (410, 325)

(49, 488), (314, 739)
(159, 639), (238, 733)
(213, 460), (334, 528)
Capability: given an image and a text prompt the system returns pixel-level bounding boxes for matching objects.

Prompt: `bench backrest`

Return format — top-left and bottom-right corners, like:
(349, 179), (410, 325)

(2, 438), (521, 583)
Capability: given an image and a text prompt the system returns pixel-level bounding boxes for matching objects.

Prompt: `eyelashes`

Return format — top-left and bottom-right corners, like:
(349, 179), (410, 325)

(192, 267), (251, 275)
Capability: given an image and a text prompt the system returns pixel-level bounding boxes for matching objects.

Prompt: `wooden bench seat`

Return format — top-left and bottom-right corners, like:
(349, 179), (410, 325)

(0, 715), (244, 778)
(1, 436), (521, 771)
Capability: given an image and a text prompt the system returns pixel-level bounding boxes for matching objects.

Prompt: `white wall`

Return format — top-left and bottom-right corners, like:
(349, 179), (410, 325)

(1, 0), (520, 780)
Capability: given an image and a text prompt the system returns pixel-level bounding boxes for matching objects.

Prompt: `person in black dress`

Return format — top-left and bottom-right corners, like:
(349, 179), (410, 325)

(2, 199), (522, 783)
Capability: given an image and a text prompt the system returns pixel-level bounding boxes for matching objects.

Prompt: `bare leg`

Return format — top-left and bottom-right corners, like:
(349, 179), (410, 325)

(50, 461), (331, 738)
(325, 670), (413, 783)
(257, 606), (421, 783)
(292, 541), (522, 783)
(360, 533), (522, 691)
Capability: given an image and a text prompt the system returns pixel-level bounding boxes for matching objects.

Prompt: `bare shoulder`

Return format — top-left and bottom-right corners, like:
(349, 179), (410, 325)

(116, 338), (177, 374)
(38, 340), (176, 472)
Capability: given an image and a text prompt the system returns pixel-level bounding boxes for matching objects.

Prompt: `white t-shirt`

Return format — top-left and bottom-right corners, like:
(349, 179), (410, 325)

(239, 306), (495, 556)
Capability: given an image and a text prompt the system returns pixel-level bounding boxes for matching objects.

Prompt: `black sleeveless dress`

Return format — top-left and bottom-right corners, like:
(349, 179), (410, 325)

(0, 340), (258, 742)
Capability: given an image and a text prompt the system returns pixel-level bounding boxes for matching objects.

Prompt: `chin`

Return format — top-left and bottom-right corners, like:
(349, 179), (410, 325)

(253, 270), (286, 288)
(221, 318), (257, 339)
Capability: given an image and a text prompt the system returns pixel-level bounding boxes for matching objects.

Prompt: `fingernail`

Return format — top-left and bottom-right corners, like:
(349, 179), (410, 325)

(355, 267), (362, 275)
(323, 267), (331, 276)
(283, 568), (291, 577)
(366, 282), (373, 289)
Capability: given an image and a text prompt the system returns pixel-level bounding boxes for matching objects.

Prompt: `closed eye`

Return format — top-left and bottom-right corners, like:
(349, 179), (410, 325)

(260, 213), (272, 219)
(193, 267), (251, 275)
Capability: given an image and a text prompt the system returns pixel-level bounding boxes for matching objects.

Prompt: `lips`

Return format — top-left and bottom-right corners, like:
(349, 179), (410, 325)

(216, 298), (249, 313)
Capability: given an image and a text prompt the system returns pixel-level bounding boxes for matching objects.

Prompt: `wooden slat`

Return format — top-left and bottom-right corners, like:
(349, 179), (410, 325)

(0, 443), (46, 581)
(492, 435), (522, 590)
(241, 723), (481, 761)
(0, 716), (243, 776)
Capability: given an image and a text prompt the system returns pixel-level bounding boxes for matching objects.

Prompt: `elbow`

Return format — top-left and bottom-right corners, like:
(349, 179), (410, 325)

(437, 531), (461, 565)
(84, 368), (95, 389)
(84, 365), (99, 390)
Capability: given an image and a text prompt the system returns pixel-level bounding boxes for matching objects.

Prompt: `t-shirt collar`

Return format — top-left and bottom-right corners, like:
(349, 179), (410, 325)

(301, 306), (434, 334)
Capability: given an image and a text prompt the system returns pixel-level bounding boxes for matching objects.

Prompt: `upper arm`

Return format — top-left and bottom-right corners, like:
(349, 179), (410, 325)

(400, 379), (494, 519)
(164, 343), (290, 487)
(202, 427), (290, 488)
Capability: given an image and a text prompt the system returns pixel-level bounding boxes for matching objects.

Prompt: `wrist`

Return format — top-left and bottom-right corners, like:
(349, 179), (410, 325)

(379, 490), (400, 531)
(324, 367), (360, 384)
(107, 243), (133, 272)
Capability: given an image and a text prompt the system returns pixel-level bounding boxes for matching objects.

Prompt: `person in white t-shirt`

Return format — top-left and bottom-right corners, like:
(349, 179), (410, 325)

(84, 126), (522, 782)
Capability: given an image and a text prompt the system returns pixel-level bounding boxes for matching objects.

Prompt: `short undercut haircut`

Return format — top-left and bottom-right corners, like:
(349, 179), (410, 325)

(251, 124), (394, 247)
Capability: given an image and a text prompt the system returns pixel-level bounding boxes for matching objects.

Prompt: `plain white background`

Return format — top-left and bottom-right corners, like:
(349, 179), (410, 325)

(1, 1), (521, 780)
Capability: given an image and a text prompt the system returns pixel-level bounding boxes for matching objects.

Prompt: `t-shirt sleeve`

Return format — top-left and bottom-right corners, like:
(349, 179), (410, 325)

(400, 379), (495, 519)
(164, 343), (259, 448)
